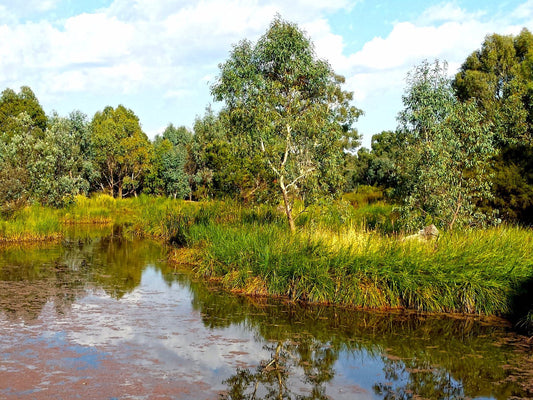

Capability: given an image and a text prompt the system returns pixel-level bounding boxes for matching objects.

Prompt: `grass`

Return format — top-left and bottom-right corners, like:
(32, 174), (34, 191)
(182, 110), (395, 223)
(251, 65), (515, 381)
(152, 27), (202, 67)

(175, 203), (533, 332)
(0, 194), (531, 332)
(0, 204), (62, 243)
(188, 222), (532, 315)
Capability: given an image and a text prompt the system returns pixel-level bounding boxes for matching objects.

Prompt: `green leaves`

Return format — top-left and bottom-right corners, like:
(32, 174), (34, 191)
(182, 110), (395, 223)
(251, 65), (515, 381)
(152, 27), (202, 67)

(397, 60), (496, 231)
(453, 28), (533, 224)
(148, 124), (192, 199)
(211, 16), (362, 229)
(90, 105), (153, 198)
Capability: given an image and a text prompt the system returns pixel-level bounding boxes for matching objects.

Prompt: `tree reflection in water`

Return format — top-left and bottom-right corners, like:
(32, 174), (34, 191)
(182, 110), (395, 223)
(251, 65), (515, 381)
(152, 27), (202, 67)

(0, 235), (165, 322)
(188, 278), (532, 400)
(221, 338), (336, 400)
(0, 237), (531, 399)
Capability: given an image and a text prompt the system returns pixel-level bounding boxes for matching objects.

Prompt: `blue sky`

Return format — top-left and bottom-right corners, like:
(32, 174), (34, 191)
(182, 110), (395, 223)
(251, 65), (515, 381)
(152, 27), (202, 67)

(1, 0), (532, 148)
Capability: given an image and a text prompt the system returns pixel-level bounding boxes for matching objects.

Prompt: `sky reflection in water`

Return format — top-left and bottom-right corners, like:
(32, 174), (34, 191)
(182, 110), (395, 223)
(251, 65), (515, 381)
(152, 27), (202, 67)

(0, 237), (531, 399)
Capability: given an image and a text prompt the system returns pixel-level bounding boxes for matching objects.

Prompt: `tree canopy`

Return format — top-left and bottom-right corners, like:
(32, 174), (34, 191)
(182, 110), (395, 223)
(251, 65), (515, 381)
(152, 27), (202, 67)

(0, 86), (47, 139)
(211, 16), (362, 230)
(397, 60), (496, 230)
(454, 28), (533, 224)
(90, 105), (153, 198)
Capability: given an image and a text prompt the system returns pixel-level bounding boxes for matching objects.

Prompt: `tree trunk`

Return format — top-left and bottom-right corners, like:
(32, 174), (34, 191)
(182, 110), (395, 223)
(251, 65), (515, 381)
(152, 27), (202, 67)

(118, 181), (123, 199)
(449, 191), (462, 231)
(280, 176), (295, 232)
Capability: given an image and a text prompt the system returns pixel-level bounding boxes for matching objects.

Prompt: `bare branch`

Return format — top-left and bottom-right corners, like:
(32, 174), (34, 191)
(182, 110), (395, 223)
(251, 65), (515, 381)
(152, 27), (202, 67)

(286, 167), (315, 190)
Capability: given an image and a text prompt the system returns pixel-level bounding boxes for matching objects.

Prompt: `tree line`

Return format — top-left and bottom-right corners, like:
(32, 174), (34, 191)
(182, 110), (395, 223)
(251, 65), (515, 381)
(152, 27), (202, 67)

(0, 17), (532, 230)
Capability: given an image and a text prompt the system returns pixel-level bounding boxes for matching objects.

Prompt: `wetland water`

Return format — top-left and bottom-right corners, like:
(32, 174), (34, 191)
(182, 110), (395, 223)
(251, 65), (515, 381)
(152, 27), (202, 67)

(0, 235), (531, 399)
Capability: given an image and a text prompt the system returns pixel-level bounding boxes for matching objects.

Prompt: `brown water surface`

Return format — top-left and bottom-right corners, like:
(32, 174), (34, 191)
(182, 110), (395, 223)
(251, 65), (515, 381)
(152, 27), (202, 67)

(0, 234), (531, 399)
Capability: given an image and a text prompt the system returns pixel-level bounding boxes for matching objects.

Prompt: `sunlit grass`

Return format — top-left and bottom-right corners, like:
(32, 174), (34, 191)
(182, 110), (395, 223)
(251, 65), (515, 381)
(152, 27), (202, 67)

(0, 204), (62, 242)
(186, 219), (533, 325)
(0, 194), (531, 332)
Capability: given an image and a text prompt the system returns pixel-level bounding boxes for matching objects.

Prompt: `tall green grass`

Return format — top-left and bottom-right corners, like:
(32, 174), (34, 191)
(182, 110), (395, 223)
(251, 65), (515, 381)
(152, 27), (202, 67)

(1, 194), (531, 332)
(185, 220), (533, 327)
(0, 204), (62, 242)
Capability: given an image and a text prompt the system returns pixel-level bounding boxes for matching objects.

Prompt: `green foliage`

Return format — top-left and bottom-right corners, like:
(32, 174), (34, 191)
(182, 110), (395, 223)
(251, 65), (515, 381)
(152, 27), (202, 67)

(188, 108), (233, 199)
(90, 105), (153, 198)
(0, 111), (93, 210)
(211, 16), (362, 230)
(0, 86), (47, 139)
(397, 60), (496, 231)
(454, 28), (533, 224)
(148, 124), (192, 199)
(31, 113), (93, 207)
(188, 107), (272, 202)
(454, 29), (533, 145)
(345, 130), (407, 191)
(485, 144), (533, 224)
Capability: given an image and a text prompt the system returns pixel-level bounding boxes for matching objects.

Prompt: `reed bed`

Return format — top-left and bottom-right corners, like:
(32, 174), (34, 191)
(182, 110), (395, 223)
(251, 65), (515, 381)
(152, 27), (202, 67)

(0, 204), (62, 242)
(1, 195), (531, 331)
(185, 216), (533, 325)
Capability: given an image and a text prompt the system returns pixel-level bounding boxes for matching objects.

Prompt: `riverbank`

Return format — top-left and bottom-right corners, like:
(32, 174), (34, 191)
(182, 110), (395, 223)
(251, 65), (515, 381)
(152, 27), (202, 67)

(1, 195), (531, 333)
(178, 215), (533, 335)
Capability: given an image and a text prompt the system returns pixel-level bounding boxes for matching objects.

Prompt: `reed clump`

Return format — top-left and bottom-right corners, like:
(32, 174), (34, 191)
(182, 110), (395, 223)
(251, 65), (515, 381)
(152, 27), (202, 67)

(0, 204), (62, 243)
(183, 210), (533, 323)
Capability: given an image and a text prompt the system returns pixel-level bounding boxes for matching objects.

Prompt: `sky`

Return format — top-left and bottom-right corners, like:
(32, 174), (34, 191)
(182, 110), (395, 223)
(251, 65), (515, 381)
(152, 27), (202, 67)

(1, 0), (532, 148)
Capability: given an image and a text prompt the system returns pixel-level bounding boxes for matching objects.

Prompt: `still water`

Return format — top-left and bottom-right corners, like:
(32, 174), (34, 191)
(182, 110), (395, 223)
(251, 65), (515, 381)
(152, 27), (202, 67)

(0, 234), (531, 399)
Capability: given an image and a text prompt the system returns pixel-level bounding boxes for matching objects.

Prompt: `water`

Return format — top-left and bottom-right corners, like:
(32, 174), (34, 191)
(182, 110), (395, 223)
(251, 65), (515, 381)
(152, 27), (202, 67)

(0, 236), (531, 399)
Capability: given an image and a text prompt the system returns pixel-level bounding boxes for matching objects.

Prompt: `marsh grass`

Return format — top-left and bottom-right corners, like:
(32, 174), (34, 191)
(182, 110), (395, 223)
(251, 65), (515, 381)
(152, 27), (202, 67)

(187, 218), (533, 322)
(1, 195), (531, 330)
(0, 204), (62, 242)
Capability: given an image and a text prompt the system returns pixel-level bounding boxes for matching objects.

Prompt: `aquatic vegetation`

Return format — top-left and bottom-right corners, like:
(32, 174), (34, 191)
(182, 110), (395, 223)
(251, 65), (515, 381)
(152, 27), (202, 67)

(186, 219), (533, 329)
(0, 196), (531, 332)
(0, 204), (62, 243)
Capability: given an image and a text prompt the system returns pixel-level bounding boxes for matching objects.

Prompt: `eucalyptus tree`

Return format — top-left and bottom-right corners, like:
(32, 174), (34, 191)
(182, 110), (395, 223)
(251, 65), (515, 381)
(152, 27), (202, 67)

(453, 28), (533, 145)
(151, 124), (192, 199)
(90, 105), (153, 198)
(187, 107), (231, 199)
(0, 111), (93, 211)
(211, 16), (362, 230)
(0, 86), (47, 139)
(397, 60), (496, 231)
(29, 113), (93, 206)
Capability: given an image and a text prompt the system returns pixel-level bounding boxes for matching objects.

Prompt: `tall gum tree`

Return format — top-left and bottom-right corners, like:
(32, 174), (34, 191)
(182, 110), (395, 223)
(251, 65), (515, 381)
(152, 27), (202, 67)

(0, 86), (47, 141)
(211, 16), (362, 231)
(397, 60), (496, 231)
(453, 28), (533, 223)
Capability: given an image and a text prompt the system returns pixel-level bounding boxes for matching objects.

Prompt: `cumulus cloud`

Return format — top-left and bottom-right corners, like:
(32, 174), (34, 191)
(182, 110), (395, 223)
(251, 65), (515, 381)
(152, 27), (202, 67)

(0, 0), (531, 142)
(0, 0), (354, 102)
(310, 1), (533, 144)
(417, 2), (485, 24)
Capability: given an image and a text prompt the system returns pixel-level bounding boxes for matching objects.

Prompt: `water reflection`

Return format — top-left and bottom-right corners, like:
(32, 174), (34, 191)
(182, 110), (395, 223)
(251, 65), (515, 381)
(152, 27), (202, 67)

(182, 264), (533, 399)
(0, 237), (531, 399)
(0, 236), (165, 322)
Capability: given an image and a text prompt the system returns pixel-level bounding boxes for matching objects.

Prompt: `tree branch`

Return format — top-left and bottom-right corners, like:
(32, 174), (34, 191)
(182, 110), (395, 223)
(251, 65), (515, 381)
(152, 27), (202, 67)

(286, 167), (315, 190)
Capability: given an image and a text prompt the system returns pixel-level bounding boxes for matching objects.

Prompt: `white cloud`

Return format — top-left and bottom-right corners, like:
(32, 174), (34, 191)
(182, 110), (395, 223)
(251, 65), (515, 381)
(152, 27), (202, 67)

(345, 20), (489, 72)
(303, 18), (346, 68)
(0, 0), (531, 141)
(512, 0), (533, 19)
(319, 1), (533, 143)
(0, 0), (353, 103)
(418, 2), (485, 24)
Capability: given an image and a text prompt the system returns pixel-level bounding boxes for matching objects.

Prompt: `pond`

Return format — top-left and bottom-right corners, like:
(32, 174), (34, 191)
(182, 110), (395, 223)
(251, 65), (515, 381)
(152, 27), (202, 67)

(0, 233), (531, 399)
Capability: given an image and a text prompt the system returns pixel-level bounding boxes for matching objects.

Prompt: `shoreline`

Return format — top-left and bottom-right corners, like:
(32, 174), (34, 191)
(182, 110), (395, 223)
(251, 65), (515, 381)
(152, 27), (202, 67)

(1, 196), (532, 336)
